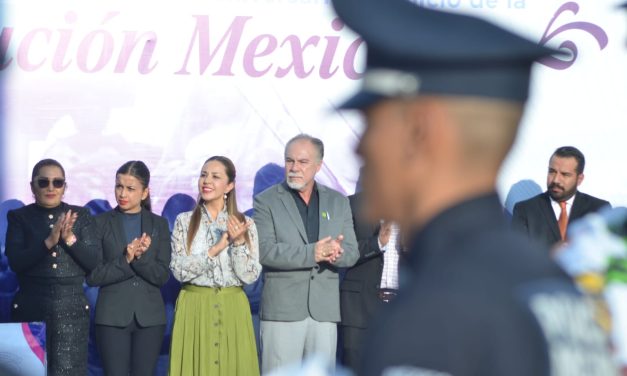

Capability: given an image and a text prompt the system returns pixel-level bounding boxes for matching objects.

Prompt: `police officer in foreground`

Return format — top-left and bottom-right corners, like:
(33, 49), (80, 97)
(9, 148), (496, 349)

(332, 0), (617, 375)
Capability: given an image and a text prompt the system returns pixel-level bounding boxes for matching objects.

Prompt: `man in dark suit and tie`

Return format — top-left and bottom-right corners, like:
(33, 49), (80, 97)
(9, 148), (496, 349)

(512, 146), (611, 250)
(340, 191), (401, 370)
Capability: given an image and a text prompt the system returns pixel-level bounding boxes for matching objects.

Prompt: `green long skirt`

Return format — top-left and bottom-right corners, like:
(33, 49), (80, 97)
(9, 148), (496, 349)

(169, 285), (260, 376)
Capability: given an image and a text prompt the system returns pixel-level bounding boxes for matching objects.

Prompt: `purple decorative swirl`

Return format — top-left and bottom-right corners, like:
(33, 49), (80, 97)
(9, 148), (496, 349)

(539, 2), (608, 70)
(22, 322), (46, 365)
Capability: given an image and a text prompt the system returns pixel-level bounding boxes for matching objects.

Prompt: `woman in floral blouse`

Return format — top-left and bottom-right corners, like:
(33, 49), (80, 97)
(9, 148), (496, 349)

(169, 156), (261, 376)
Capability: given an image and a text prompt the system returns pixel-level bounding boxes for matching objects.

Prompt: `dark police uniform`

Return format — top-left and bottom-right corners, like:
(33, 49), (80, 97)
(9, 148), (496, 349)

(360, 194), (615, 375)
(5, 202), (98, 375)
(331, 0), (617, 374)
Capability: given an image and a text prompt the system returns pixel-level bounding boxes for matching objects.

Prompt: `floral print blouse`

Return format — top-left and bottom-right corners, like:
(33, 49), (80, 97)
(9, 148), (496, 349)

(170, 206), (261, 287)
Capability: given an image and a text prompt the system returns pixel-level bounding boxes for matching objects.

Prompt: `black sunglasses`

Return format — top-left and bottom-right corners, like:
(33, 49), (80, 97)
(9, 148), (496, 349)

(35, 178), (65, 189)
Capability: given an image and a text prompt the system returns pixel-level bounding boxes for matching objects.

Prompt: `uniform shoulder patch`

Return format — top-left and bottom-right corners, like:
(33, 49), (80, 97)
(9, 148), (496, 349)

(516, 278), (617, 375)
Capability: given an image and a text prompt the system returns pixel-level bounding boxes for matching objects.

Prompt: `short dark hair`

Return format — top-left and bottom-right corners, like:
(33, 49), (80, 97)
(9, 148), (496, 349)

(31, 159), (66, 181)
(552, 146), (585, 174)
(285, 134), (324, 161)
(116, 160), (152, 212)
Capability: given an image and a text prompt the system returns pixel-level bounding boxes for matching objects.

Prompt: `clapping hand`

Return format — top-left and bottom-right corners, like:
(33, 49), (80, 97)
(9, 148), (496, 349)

(45, 210), (78, 250)
(226, 215), (250, 246)
(135, 233), (152, 259)
(314, 235), (345, 264)
(61, 209), (78, 243)
(126, 233), (151, 263)
(207, 216), (250, 258)
(208, 232), (229, 258)
(379, 221), (392, 247)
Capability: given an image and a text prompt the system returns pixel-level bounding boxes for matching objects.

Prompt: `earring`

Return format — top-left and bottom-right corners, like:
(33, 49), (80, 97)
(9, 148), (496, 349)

(224, 193), (228, 202)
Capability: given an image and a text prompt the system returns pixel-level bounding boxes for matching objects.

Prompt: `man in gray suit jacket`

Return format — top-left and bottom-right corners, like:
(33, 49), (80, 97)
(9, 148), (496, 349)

(254, 134), (359, 374)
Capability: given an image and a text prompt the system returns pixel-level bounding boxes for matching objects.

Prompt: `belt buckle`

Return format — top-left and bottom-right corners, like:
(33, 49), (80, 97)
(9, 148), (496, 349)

(378, 289), (397, 303)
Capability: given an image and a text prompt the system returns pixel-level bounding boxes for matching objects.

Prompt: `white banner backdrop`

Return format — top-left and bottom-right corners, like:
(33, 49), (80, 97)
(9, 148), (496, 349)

(1, 0), (626, 213)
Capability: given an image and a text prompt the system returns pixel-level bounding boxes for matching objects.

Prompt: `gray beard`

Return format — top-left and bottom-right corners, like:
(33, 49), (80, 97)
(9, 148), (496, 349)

(286, 180), (306, 191)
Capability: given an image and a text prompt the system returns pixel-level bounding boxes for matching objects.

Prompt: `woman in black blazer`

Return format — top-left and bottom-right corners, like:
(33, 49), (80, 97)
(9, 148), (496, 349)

(87, 161), (171, 376)
(5, 158), (98, 375)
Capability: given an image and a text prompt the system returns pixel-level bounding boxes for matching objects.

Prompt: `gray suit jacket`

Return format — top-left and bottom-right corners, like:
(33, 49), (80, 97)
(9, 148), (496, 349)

(254, 182), (359, 322)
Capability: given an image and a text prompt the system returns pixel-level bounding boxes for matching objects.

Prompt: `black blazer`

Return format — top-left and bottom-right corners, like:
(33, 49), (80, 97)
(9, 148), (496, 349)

(6, 203), (98, 321)
(87, 208), (171, 327)
(6, 203), (98, 278)
(340, 193), (384, 334)
(511, 191), (611, 249)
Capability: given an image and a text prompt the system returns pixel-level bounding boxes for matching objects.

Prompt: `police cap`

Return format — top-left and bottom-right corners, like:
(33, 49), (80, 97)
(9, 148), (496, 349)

(333, 0), (560, 109)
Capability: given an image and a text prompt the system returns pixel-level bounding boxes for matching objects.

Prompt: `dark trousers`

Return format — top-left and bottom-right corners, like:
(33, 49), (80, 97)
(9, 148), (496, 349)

(341, 325), (367, 372)
(95, 318), (165, 376)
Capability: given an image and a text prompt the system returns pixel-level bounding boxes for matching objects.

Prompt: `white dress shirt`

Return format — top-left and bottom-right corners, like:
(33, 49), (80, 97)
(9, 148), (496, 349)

(378, 222), (400, 290)
(550, 194), (576, 220)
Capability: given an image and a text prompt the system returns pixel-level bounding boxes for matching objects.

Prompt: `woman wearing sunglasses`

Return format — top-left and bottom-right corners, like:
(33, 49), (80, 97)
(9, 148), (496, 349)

(5, 158), (99, 375)
(87, 161), (171, 376)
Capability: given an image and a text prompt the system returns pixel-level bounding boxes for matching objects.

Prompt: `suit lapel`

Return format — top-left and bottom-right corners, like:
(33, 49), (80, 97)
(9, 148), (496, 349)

(569, 192), (586, 222)
(540, 193), (561, 240)
(277, 184), (308, 242)
(140, 209), (153, 237)
(110, 210), (128, 253)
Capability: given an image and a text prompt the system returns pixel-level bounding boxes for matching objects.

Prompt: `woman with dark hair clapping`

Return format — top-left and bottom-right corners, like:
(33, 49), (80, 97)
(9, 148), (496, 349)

(88, 161), (172, 376)
(6, 158), (98, 375)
